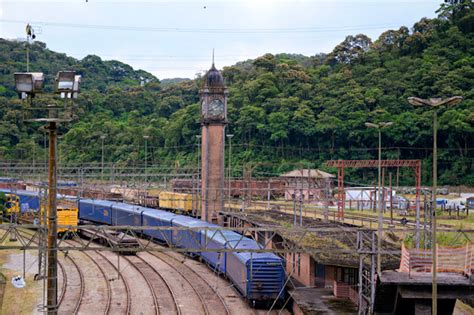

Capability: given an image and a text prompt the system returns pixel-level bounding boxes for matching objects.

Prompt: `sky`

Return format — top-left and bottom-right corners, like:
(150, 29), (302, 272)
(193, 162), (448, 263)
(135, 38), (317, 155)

(1, 0), (441, 80)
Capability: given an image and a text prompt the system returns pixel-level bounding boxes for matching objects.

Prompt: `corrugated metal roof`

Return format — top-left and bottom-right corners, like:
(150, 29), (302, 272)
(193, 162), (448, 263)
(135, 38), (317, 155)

(280, 169), (335, 179)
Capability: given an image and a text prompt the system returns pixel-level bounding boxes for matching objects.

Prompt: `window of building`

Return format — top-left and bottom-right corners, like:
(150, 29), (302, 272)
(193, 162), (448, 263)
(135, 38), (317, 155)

(297, 253), (301, 276)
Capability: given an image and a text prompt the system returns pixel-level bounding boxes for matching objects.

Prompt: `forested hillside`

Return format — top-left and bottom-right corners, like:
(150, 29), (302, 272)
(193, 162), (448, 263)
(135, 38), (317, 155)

(0, 2), (473, 186)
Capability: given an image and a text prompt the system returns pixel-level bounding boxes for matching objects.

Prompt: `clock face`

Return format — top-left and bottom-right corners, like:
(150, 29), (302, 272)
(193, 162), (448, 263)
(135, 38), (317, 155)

(208, 99), (224, 118)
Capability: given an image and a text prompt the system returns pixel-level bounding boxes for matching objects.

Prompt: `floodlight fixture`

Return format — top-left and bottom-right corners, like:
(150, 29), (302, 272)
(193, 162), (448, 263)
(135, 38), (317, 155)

(408, 96), (463, 107)
(379, 122), (393, 128)
(14, 72), (44, 99)
(365, 122), (393, 129)
(72, 75), (81, 99)
(55, 71), (81, 98)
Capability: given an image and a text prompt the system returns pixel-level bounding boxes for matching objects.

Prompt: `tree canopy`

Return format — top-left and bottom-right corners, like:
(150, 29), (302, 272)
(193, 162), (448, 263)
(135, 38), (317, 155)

(0, 3), (473, 186)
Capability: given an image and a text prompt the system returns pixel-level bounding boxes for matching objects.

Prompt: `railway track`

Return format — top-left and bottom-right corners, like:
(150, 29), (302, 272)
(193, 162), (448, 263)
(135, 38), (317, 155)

(121, 254), (178, 314)
(66, 239), (132, 315)
(141, 249), (231, 315)
(14, 227), (277, 314)
(94, 251), (132, 315)
(57, 252), (85, 314)
(15, 229), (86, 315)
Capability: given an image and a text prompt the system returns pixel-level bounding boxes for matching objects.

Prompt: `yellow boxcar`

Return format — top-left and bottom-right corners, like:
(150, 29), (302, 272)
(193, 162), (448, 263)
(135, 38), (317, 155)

(57, 207), (78, 233)
(159, 191), (196, 213)
(39, 205), (78, 234)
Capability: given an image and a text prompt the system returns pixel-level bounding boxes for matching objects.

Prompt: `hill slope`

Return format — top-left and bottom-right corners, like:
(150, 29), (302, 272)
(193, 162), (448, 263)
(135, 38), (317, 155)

(0, 2), (473, 186)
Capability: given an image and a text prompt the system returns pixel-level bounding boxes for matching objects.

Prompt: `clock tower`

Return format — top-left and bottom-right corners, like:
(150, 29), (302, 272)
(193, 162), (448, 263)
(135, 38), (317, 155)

(200, 62), (228, 223)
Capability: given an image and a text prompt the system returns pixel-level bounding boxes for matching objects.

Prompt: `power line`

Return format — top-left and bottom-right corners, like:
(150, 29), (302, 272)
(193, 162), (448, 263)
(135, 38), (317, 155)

(1, 19), (402, 34)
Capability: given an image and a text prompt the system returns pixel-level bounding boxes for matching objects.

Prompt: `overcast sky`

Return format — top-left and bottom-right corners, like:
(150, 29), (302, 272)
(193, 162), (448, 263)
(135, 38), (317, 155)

(1, 0), (440, 79)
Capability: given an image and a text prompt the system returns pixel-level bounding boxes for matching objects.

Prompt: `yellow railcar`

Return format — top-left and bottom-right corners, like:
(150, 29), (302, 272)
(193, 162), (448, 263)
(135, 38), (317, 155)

(57, 206), (78, 234)
(39, 203), (78, 235)
(159, 191), (197, 213)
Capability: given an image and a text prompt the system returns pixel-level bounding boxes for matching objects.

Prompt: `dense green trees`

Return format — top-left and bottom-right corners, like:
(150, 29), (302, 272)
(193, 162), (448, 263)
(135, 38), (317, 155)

(0, 3), (473, 186)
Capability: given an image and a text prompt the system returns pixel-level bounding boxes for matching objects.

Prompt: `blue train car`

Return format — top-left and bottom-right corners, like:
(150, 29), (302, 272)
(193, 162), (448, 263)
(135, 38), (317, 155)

(226, 239), (285, 303)
(200, 229), (245, 273)
(112, 203), (146, 226)
(171, 216), (213, 253)
(78, 199), (114, 225)
(142, 209), (177, 244)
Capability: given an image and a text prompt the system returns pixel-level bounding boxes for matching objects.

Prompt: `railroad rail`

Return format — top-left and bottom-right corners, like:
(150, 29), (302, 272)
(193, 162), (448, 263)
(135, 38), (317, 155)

(141, 244), (231, 315)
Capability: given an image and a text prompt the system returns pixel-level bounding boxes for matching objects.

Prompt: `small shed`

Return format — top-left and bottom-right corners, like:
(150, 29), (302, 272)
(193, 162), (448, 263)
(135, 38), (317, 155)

(280, 169), (334, 202)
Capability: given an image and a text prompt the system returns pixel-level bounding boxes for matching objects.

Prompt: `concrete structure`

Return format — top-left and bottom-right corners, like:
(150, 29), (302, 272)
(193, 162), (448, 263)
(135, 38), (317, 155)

(223, 210), (399, 310)
(280, 169), (334, 202)
(200, 62), (228, 223)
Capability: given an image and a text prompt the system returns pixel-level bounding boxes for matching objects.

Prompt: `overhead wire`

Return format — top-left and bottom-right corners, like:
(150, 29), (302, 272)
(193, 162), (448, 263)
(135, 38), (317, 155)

(0, 19), (403, 34)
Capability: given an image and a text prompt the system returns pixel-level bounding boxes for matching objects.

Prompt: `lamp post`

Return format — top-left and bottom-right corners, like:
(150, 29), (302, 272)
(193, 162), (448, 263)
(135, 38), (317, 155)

(365, 121), (393, 276)
(408, 96), (462, 315)
(143, 135), (150, 190)
(100, 135), (106, 181)
(15, 70), (80, 315)
(226, 134), (234, 200)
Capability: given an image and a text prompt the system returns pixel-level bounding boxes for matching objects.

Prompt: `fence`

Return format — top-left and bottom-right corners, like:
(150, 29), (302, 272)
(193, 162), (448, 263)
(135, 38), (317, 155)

(399, 242), (473, 276)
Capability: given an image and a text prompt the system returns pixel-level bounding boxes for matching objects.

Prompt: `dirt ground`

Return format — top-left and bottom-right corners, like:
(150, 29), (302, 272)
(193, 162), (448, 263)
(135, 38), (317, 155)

(0, 241), (43, 315)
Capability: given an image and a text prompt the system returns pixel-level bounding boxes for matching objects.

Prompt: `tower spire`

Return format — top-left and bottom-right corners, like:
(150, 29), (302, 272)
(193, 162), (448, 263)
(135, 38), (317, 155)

(212, 48), (215, 67)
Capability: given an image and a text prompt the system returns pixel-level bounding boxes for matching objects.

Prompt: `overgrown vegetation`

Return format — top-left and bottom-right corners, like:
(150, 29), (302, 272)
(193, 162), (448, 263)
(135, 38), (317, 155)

(0, 2), (472, 185)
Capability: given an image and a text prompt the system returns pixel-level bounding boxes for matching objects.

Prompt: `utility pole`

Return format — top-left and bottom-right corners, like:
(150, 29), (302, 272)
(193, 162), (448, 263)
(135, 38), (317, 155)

(365, 121), (393, 276)
(46, 109), (58, 315)
(100, 135), (106, 181)
(408, 96), (463, 315)
(143, 135), (150, 207)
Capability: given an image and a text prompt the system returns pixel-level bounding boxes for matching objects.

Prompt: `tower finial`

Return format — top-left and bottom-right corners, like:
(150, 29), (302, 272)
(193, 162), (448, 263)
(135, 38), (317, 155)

(212, 48), (215, 67)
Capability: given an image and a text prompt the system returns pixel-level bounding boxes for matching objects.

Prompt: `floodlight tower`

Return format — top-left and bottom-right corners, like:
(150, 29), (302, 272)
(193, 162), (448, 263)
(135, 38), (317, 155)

(408, 96), (462, 315)
(15, 70), (81, 315)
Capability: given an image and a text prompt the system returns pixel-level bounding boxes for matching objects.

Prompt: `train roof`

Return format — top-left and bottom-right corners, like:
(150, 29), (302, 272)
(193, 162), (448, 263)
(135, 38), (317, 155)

(112, 202), (148, 213)
(142, 208), (177, 220)
(202, 229), (244, 244)
(79, 198), (116, 207)
(227, 239), (282, 262)
(171, 215), (215, 227)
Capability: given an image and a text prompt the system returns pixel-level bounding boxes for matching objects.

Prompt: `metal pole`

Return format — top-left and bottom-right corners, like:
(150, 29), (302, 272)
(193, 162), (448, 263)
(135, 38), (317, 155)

(432, 110), (438, 315)
(143, 135), (149, 207)
(228, 135), (233, 200)
(406, 99), (462, 305)
(47, 120), (58, 314)
(26, 37), (29, 72)
(389, 172), (393, 225)
(100, 135), (105, 181)
(377, 129), (382, 275)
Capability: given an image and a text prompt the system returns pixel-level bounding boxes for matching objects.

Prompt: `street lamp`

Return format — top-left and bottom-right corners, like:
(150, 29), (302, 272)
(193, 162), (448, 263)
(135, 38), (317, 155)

(365, 121), (393, 276)
(226, 134), (234, 200)
(143, 135), (150, 206)
(408, 96), (462, 315)
(100, 135), (106, 181)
